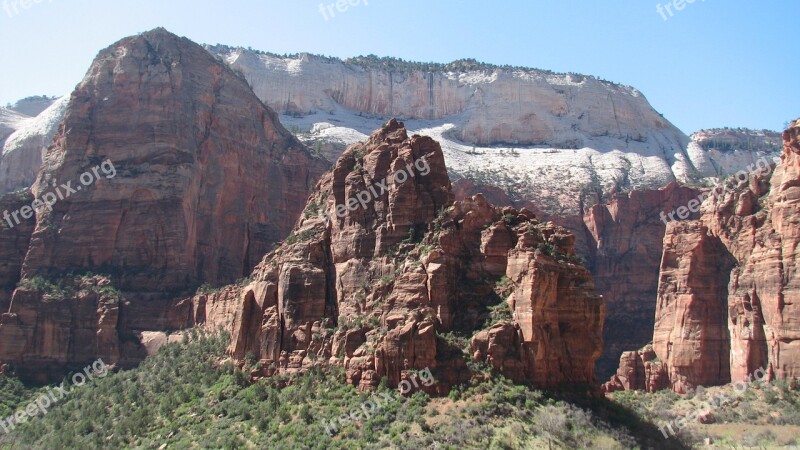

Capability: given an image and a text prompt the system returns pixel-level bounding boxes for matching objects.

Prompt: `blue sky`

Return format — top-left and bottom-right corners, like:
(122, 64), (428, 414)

(0, 0), (797, 134)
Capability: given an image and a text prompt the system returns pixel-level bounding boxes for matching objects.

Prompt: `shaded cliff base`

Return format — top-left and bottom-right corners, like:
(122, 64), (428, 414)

(0, 331), (688, 450)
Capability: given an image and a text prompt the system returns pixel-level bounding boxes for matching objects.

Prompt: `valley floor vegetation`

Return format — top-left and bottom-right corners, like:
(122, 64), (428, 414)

(611, 381), (800, 448)
(0, 330), (755, 449)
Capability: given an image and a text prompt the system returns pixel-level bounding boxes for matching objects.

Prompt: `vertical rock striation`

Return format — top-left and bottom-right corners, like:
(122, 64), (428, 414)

(605, 119), (800, 393)
(194, 120), (605, 391)
(0, 28), (327, 380)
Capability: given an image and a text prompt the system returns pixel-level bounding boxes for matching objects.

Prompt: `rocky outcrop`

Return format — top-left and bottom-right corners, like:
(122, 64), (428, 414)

(651, 222), (736, 393)
(581, 184), (706, 378)
(20, 28), (327, 291)
(0, 190), (36, 311)
(0, 29), (327, 380)
(195, 120), (605, 391)
(601, 345), (669, 393)
(605, 119), (800, 393)
(453, 178), (704, 379)
(0, 275), (122, 383)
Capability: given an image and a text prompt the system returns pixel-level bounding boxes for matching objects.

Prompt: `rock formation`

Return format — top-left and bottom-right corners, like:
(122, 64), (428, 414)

(0, 97), (68, 193)
(208, 48), (685, 150)
(604, 119), (800, 393)
(0, 28), (327, 380)
(21, 28), (327, 290)
(0, 108), (29, 148)
(193, 119), (605, 391)
(0, 190), (36, 311)
(453, 178), (704, 378)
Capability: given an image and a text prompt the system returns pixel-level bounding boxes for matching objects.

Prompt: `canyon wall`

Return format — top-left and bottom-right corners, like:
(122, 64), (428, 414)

(192, 119), (605, 391)
(0, 28), (327, 381)
(209, 47), (687, 150)
(604, 119), (800, 393)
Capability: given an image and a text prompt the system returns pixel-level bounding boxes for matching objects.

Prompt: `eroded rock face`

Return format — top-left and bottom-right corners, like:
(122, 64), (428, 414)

(651, 222), (736, 393)
(0, 190), (36, 311)
(581, 184), (705, 378)
(20, 28), (327, 291)
(208, 48), (684, 150)
(601, 345), (669, 393)
(195, 120), (605, 390)
(454, 179), (704, 379)
(605, 119), (800, 393)
(0, 275), (121, 383)
(0, 28), (327, 380)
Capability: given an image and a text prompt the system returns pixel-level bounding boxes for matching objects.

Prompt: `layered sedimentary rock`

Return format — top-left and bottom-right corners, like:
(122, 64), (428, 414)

(0, 190), (36, 311)
(453, 178), (704, 378)
(650, 222), (736, 393)
(0, 275), (122, 382)
(194, 120), (605, 390)
(208, 48), (683, 149)
(605, 119), (800, 393)
(582, 185), (705, 378)
(21, 28), (327, 291)
(0, 28), (327, 380)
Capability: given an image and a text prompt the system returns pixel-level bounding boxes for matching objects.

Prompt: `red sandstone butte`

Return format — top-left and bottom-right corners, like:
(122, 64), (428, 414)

(193, 120), (605, 391)
(0, 28), (327, 381)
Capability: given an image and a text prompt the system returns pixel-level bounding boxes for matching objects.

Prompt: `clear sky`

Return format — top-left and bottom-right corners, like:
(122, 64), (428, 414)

(0, 0), (797, 134)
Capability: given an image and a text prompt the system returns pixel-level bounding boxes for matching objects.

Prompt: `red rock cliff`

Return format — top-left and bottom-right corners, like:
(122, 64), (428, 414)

(605, 119), (800, 393)
(193, 120), (605, 390)
(453, 178), (703, 379)
(0, 29), (327, 381)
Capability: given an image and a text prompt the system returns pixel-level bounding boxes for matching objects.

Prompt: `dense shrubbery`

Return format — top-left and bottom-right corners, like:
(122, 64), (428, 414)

(0, 376), (33, 419)
(0, 329), (653, 449)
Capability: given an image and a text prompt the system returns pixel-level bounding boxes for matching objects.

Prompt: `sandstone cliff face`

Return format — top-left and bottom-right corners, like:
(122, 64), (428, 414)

(194, 120), (605, 390)
(224, 46), (783, 219)
(0, 190), (36, 311)
(605, 119), (800, 393)
(581, 184), (705, 378)
(21, 28), (327, 291)
(0, 29), (327, 380)
(453, 179), (704, 379)
(0, 275), (122, 383)
(651, 222), (736, 393)
(208, 48), (684, 150)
